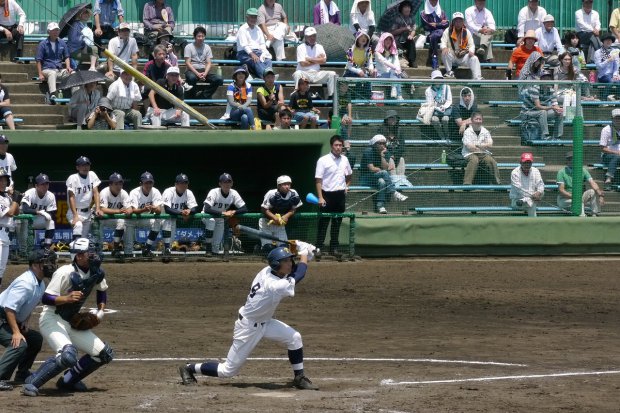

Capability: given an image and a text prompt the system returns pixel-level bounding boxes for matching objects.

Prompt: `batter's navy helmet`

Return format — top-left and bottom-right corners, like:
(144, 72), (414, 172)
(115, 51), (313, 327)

(267, 247), (295, 271)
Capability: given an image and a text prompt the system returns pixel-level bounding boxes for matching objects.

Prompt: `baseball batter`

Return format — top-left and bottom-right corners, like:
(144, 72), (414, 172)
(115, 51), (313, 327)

(127, 172), (164, 257)
(0, 169), (20, 286)
(0, 135), (17, 190)
(203, 173), (247, 255)
(98, 173), (132, 258)
(161, 174), (199, 260)
(179, 245), (318, 390)
(22, 238), (113, 396)
(66, 156), (102, 240)
(19, 173), (57, 251)
(259, 175), (302, 254)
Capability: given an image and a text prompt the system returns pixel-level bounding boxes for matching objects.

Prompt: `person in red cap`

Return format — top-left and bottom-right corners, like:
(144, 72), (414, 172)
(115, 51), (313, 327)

(510, 152), (545, 216)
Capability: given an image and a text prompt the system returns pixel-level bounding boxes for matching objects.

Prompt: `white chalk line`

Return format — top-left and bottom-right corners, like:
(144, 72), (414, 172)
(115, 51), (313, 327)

(381, 370), (620, 386)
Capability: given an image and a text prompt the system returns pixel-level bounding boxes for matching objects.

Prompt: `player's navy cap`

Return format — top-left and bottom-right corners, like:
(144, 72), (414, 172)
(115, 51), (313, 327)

(219, 173), (233, 183)
(35, 173), (50, 184)
(140, 171), (154, 183)
(109, 172), (123, 183)
(75, 156), (91, 166)
(0, 135), (9, 144)
(175, 173), (189, 183)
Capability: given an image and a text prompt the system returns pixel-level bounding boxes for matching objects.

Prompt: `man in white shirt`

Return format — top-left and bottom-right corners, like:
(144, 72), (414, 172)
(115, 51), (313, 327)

(293, 27), (337, 99)
(465, 0), (496, 61)
(105, 22), (138, 80)
(258, 0), (296, 62)
(440, 12), (482, 80)
(66, 156), (102, 240)
(0, 0), (26, 57)
(236, 7), (273, 79)
(517, 0), (546, 43)
(599, 109), (620, 190)
(575, 0), (601, 62)
(461, 112), (500, 185)
(535, 14), (564, 61)
(510, 152), (544, 217)
(98, 172), (132, 259)
(106, 69), (142, 130)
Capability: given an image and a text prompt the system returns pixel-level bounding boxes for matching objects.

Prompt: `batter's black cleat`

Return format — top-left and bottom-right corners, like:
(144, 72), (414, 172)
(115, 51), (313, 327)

(0, 380), (13, 391)
(56, 377), (88, 392)
(178, 365), (197, 385)
(142, 246), (154, 258)
(293, 374), (318, 390)
(162, 248), (172, 263)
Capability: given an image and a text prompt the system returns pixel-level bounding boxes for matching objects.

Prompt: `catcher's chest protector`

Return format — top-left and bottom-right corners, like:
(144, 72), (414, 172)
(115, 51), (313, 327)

(56, 269), (105, 321)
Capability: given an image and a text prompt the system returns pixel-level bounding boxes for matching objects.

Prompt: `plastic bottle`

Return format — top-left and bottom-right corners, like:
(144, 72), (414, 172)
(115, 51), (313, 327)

(589, 70), (596, 83)
(431, 54), (438, 70)
(216, 66), (222, 78)
(440, 150), (447, 164)
(57, 89), (63, 99)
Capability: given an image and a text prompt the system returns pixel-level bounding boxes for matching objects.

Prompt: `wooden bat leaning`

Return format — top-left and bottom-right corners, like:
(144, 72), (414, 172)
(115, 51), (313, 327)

(236, 225), (291, 245)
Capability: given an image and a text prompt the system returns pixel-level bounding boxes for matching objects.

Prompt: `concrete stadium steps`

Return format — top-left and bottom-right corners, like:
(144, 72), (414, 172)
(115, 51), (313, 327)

(192, 105), (331, 119)
(12, 113), (65, 125)
(3, 83), (45, 94)
(0, 72), (30, 82)
(11, 104), (67, 115)
(0, 62), (38, 76)
(9, 93), (48, 105)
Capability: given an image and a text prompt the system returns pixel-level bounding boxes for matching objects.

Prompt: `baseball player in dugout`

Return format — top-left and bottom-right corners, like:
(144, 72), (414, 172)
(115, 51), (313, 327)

(202, 173), (248, 255)
(179, 245), (319, 390)
(66, 156), (102, 241)
(98, 172), (132, 259)
(22, 238), (112, 397)
(19, 173), (57, 252)
(128, 172), (164, 257)
(0, 249), (57, 391)
(160, 173), (199, 261)
(259, 175), (302, 255)
(0, 168), (21, 286)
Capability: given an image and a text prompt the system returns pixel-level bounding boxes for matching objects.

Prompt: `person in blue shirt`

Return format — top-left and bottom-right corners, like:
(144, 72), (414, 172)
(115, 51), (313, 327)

(0, 250), (57, 391)
(93, 0), (124, 55)
(35, 22), (72, 103)
(67, 6), (98, 70)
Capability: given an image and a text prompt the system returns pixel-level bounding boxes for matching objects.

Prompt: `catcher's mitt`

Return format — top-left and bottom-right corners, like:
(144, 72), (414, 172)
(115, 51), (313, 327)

(70, 312), (100, 330)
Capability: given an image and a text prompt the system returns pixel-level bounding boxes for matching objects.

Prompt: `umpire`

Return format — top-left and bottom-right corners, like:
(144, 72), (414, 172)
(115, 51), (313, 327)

(0, 249), (57, 390)
(315, 135), (352, 256)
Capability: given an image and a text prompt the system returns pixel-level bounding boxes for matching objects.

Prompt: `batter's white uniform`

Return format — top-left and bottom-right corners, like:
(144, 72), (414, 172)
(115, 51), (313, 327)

(161, 186), (198, 233)
(0, 193), (13, 280)
(18, 188), (56, 251)
(98, 186), (131, 250)
(39, 264), (109, 357)
(66, 171), (101, 238)
(259, 188), (302, 247)
(203, 188), (246, 253)
(216, 264), (304, 377)
(0, 152), (17, 189)
(126, 186), (164, 251)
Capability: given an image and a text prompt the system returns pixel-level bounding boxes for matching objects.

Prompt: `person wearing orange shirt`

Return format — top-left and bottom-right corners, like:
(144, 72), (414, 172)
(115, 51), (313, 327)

(506, 30), (542, 79)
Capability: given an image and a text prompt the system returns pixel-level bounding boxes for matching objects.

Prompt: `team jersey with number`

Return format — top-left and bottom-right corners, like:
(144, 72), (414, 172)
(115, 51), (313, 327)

(128, 186), (163, 209)
(0, 193), (13, 227)
(99, 187), (130, 210)
(204, 188), (246, 213)
(21, 188), (57, 212)
(261, 188), (302, 215)
(162, 187), (198, 210)
(238, 265), (296, 323)
(66, 172), (101, 209)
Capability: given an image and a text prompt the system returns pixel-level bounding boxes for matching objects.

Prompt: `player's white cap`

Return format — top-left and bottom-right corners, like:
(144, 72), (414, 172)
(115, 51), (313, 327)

(219, 173), (233, 183)
(35, 173), (50, 184)
(69, 237), (90, 261)
(304, 27), (317, 37)
(276, 175), (292, 185)
(75, 156), (91, 166)
(166, 66), (180, 76)
(47, 22), (60, 32)
(140, 171), (154, 183)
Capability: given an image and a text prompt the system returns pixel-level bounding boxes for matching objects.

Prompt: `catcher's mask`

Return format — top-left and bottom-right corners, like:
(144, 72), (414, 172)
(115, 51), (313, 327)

(29, 249), (58, 278)
(268, 247), (295, 271)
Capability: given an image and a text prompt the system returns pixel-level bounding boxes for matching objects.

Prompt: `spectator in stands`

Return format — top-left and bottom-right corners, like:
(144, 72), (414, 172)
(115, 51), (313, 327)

(609, 2), (620, 43)
(517, 0), (546, 44)
(594, 33), (620, 84)
(258, 0), (295, 62)
(105, 22), (139, 80)
(599, 109), (620, 191)
(107, 69), (142, 130)
(510, 152), (544, 217)
(0, 75), (14, 130)
(67, 5), (97, 71)
(507, 30), (542, 79)
(564, 31), (587, 71)
(184, 26), (223, 99)
(557, 151), (604, 216)
(144, 44), (170, 84)
(452, 87), (478, 136)
(461, 112), (501, 185)
(314, 0), (341, 25)
(273, 108), (296, 130)
(378, 110), (406, 175)
(148, 66), (190, 127)
(143, 0), (175, 46)
(93, 0), (124, 55)
(237, 8), (273, 79)
(425, 70), (452, 140)
(344, 31), (374, 78)
(375, 32), (404, 100)
(420, 0), (448, 68)
(35, 22), (72, 104)
(315, 135), (352, 255)
(257, 68), (285, 129)
(226, 66), (254, 130)
(69, 81), (101, 129)
(290, 77), (320, 129)
(554, 51), (594, 103)
(575, 0), (601, 63)
(389, 0), (417, 68)
(440, 12), (483, 80)
(535, 15), (564, 65)
(0, 0), (25, 58)
(349, 0), (376, 41)
(465, 0), (495, 63)
(293, 26), (337, 100)
(361, 134), (408, 214)
(86, 96), (117, 130)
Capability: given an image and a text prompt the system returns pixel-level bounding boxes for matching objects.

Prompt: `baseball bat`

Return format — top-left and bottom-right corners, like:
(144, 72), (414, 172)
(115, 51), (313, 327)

(237, 224), (290, 244)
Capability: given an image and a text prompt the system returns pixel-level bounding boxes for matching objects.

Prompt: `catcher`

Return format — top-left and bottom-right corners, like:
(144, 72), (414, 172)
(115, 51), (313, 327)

(258, 175), (302, 255)
(22, 238), (113, 396)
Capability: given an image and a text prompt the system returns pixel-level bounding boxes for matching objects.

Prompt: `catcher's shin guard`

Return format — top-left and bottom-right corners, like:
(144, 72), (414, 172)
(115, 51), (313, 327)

(62, 344), (114, 385)
(24, 345), (76, 389)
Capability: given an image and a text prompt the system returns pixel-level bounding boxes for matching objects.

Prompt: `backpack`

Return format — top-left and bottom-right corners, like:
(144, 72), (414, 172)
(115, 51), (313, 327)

(504, 28), (518, 46)
(520, 117), (541, 145)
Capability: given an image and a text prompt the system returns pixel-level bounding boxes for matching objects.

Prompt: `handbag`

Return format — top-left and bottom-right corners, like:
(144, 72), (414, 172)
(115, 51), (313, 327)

(416, 103), (435, 125)
(446, 151), (468, 168)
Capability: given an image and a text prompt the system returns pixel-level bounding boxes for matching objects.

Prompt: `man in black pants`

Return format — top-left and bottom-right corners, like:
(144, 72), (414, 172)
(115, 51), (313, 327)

(315, 135), (352, 256)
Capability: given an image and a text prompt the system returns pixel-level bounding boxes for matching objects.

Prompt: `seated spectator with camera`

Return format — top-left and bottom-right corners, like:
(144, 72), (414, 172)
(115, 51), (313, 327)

(86, 97), (117, 130)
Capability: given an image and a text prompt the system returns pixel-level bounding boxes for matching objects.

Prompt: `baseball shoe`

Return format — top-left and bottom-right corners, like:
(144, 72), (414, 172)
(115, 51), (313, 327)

(0, 380), (12, 391)
(392, 191), (408, 202)
(22, 383), (38, 396)
(378, 206), (388, 214)
(142, 247), (154, 258)
(162, 248), (172, 263)
(293, 374), (318, 390)
(178, 365), (197, 385)
(444, 71), (455, 79)
(56, 376), (88, 392)
(111, 249), (125, 261)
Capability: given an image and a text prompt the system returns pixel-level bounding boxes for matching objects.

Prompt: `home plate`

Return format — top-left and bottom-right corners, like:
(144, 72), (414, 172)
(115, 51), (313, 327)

(251, 392), (294, 398)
